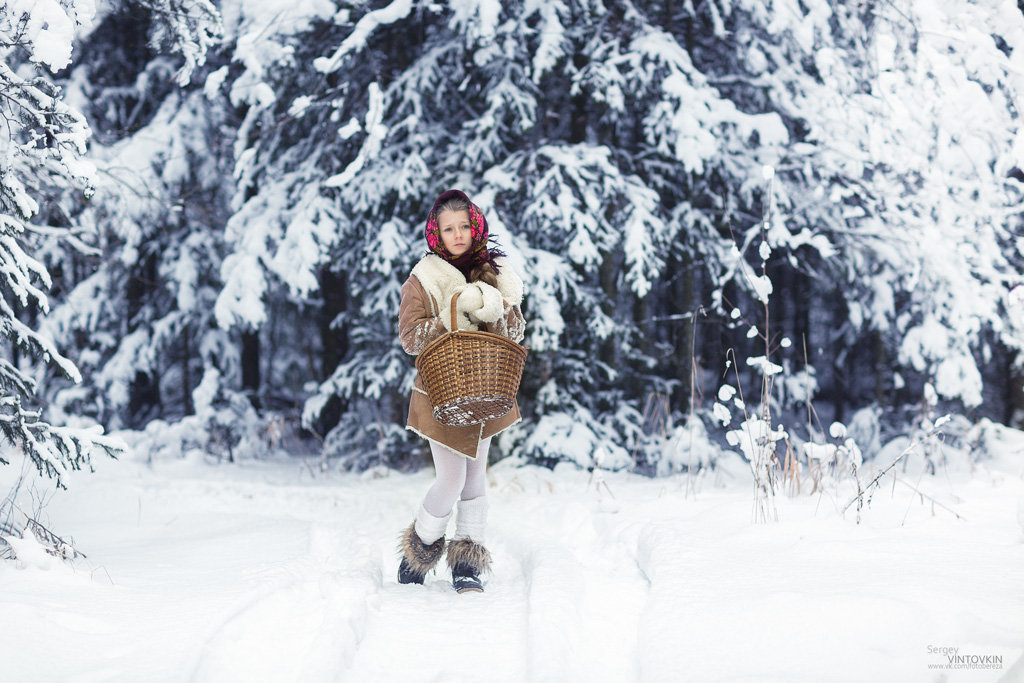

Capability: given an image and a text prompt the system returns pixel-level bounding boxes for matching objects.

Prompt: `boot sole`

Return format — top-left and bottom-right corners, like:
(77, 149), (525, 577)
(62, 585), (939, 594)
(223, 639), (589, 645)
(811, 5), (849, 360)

(456, 586), (483, 594)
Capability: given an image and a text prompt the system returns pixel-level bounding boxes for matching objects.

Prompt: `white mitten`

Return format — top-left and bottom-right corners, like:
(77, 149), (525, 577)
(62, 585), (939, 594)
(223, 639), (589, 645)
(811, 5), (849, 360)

(439, 284), (482, 332)
(467, 282), (503, 324)
(455, 284), (484, 315)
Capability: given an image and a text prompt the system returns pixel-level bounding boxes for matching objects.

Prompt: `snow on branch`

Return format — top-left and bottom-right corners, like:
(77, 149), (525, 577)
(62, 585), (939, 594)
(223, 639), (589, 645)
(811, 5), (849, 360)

(313, 0), (415, 74)
(0, 0), (93, 71)
(0, 396), (125, 489)
(137, 0), (223, 85)
(325, 83), (388, 188)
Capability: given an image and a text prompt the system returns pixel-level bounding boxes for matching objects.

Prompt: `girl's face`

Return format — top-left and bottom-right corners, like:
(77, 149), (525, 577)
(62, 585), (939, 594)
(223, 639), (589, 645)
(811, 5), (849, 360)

(438, 209), (471, 257)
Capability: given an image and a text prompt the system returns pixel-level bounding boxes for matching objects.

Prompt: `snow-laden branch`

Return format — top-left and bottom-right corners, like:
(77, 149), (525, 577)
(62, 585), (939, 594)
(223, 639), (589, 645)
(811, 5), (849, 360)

(313, 0), (415, 73)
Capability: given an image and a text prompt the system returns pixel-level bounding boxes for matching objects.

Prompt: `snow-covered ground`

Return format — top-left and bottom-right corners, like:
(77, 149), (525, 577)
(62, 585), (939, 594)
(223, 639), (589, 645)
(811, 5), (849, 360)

(1, 439), (1023, 683)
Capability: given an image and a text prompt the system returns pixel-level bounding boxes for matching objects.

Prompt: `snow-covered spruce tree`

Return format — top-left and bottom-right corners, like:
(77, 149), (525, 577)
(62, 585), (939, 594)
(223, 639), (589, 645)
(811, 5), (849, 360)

(211, 2), (465, 469)
(826, 0), (1024, 419)
(499, 1), (790, 472)
(693, 0), (1024, 426)
(0, 0), (125, 486)
(203, 0), (376, 462)
(45, 1), (383, 463)
(201, 0), (793, 470)
(34, 1), (235, 459)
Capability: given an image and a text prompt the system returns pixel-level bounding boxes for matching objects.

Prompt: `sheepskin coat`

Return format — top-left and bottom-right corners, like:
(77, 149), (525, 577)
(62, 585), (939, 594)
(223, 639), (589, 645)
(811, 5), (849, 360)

(398, 254), (526, 459)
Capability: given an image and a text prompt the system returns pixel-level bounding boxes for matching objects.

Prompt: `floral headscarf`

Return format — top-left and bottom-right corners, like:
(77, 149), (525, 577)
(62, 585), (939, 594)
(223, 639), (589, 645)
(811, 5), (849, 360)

(424, 189), (504, 279)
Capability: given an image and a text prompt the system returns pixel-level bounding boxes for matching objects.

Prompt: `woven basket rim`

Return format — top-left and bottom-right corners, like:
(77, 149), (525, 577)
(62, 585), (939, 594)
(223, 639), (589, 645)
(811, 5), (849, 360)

(415, 328), (527, 372)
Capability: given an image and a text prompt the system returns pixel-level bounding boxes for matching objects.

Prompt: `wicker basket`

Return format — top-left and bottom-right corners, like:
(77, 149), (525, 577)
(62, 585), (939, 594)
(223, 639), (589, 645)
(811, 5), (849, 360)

(415, 290), (528, 426)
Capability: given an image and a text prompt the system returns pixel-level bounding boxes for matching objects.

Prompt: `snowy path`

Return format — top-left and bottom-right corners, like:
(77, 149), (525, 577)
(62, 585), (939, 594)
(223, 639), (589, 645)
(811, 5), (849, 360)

(1, 452), (1023, 682)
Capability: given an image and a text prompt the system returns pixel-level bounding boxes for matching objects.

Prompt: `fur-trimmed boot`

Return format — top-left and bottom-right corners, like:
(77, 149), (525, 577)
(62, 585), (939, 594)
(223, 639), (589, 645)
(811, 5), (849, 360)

(397, 505), (450, 585)
(447, 497), (491, 594)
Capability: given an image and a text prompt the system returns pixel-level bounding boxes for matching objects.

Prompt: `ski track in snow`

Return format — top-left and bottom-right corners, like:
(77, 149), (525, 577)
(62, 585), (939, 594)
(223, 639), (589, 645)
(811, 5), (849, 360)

(1, 454), (1023, 682)
(191, 523), (381, 681)
(341, 492), (649, 681)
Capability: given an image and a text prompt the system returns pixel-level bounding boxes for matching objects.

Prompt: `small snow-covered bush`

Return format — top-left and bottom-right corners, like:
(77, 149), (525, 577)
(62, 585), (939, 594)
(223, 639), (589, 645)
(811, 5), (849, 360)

(321, 411), (419, 472)
(523, 410), (634, 472)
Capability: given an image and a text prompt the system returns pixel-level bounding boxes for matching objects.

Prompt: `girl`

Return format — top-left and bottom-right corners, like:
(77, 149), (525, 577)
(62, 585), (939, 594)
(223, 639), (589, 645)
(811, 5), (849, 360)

(396, 189), (526, 593)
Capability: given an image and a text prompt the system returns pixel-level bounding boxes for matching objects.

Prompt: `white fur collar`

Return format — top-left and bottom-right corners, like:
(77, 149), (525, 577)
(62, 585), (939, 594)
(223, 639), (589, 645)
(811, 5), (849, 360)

(410, 254), (523, 310)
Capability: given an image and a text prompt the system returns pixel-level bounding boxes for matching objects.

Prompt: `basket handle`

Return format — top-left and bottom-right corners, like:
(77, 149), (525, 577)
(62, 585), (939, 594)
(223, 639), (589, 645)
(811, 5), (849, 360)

(448, 289), (530, 348)
(450, 291), (461, 332)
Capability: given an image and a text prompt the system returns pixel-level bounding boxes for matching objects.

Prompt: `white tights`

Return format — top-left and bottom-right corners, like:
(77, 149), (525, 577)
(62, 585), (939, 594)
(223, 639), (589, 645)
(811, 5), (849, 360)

(421, 438), (491, 517)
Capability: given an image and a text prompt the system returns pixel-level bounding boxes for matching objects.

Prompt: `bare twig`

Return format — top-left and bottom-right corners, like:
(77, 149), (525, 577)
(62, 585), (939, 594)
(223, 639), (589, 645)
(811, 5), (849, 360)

(895, 474), (964, 522)
(841, 417), (949, 517)
(686, 312), (699, 496)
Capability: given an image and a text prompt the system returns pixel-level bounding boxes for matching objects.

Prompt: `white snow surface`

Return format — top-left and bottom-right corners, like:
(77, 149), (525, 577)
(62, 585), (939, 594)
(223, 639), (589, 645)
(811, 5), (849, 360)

(1, 445), (1023, 682)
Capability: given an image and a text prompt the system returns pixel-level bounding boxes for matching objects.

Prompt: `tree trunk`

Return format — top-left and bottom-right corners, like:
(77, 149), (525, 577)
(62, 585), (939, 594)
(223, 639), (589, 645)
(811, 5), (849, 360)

(126, 252), (155, 322)
(313, 265), (348, 436)
(241, 330), (260, 409)
(182, 325), (193, 416)
(128, 370), (160, 427)
(1007, 354), (1024, 428)
(676, 255), (696, 411)
(319, 266), (348, 381)
(570, 52), (588, 145)
(598, 250), (619, 369)
(873, 330), (889, 405)
(793, 271), (811, 370)
(126, 253), (158, 424)
(831, 293), (848, 423)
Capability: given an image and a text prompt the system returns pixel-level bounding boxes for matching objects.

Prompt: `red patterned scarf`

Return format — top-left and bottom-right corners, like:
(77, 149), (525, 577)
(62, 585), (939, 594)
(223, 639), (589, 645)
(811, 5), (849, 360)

(424, 189), (505, 280)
